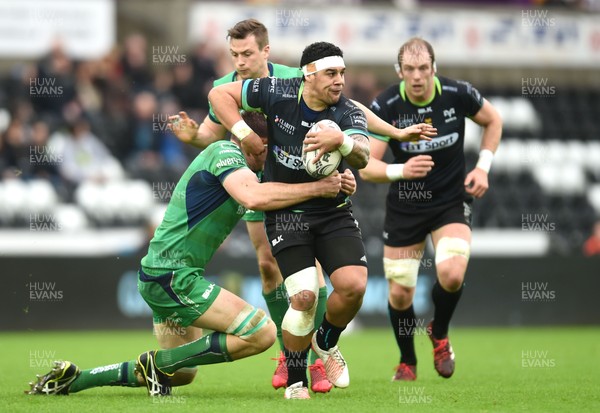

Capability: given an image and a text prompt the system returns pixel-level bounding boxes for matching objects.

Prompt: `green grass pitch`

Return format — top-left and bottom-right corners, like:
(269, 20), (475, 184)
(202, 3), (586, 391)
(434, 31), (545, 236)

(2, 327), (599, 413)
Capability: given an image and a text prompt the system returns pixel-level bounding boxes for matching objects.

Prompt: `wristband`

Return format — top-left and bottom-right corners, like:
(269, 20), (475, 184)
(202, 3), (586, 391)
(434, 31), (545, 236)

(386, 164), (404, 181)
(476, 149), (494, 173)
(231, 120), (253, 141)
(338, 135), (355, 156)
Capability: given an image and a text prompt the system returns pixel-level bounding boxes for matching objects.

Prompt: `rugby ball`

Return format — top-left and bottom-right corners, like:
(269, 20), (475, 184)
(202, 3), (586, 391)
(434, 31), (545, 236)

(302, 120), (343, 179)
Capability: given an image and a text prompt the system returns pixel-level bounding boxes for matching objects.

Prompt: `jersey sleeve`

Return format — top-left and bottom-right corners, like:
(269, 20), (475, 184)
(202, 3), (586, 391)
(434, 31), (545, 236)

(241, 78), (271, 114)
(207, 142), (249, 184)
(457, 80), (484, 117)
(368, 97), (391, 143)
(338, 99), (369, 139)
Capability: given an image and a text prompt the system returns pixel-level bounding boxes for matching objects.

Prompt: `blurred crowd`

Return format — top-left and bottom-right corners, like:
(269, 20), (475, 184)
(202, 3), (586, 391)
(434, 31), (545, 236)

(0, 35), (234, 202)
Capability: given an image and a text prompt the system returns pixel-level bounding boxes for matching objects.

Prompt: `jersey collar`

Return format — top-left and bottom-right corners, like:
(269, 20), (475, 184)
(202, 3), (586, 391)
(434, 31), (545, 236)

(399, 76), (441, 107)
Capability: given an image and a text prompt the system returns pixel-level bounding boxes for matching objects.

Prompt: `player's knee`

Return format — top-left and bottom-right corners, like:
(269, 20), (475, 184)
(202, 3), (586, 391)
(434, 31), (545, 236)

(280, 266), (320, 336)
(388, 282), (415, 309)
(334, 272), (367, 302)
(438, 269), (465, 292)
(226, 305), (271, 340)
(284, 266), (319, 308)
(289, 290), (316, 311)
(384, 258), (419, 288)
(253, 319), (277, 352)
(435, 237), (469, 292)
(281, 305), (317, 337)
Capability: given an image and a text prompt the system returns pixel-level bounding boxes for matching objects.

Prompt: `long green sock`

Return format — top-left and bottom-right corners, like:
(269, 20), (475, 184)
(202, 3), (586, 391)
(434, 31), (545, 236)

(310, 286), (328, 364)
(69, 361), (140, 393)
(154, 332), (231, 374)
(263, 283), (289, 352)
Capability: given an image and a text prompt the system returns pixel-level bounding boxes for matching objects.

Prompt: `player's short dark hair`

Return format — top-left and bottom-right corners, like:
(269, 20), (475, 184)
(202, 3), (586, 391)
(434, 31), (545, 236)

(300, 42), (343, 68)
(397, 37), (435, 67)
(227, 19), (269, 49)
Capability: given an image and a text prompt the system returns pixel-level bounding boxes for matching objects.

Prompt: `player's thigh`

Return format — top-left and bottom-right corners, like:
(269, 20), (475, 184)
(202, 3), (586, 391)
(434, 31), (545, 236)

(154, 321), (203, 349)
(384, 242), (425, 300)
(431, 223), (471, 279)
(317, 236), (368, 295)
(383, 242), (426, 260)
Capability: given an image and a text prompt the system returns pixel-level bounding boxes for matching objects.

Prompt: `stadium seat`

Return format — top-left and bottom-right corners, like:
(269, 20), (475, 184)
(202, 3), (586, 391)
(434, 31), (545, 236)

(53, 204), (89, 231)
(587, 184), (600, 214)
(1, 180), (28, 221)
(559, 165), (586, 195)
(25, 180), (59, 215)
(511, 97), (541, 134)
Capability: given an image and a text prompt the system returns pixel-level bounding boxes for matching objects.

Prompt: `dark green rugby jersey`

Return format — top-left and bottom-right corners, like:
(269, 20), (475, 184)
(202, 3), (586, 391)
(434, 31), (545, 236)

(141, 141), (248, 275)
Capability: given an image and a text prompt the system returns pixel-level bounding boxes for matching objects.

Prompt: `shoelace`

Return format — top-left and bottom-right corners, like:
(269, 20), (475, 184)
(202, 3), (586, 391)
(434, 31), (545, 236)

(394, 364), (415, 377)
(433, 338), (451, 360)
(329, 347), (346, 366)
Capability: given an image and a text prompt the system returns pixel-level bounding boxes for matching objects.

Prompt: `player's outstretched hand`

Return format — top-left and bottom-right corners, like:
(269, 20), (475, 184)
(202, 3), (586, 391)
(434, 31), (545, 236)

(465, 168), (489, 198)
(168, 111), (199, 144)
(318, 171), (343, 198)
(403, 155), (434, 179)
(341, 169), (357, 196)
(393, 123), (437, 142)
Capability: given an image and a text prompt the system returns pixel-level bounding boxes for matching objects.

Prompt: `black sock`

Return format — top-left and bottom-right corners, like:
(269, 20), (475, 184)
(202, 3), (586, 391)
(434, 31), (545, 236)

(316, 314), (345, 351)
(431, 281), (463, 339)
(388, 302), (417, 365)
(285, 346), (309, 387)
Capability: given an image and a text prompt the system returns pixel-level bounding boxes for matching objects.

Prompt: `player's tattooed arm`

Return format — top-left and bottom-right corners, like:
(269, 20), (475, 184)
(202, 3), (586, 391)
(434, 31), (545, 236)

(344, 134), (370, 170)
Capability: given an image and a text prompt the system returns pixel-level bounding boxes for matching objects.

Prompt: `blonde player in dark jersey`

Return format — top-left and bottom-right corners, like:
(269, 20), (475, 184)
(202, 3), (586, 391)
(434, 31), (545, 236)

(360, 37), (502, 381)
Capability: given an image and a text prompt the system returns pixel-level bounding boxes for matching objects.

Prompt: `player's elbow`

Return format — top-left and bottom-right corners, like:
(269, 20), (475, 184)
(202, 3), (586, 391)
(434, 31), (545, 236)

(352, 151), (370, 170)
(239, 195), (264, 212)
(358, 167), (374, 182)
(207, 88), (220, 108)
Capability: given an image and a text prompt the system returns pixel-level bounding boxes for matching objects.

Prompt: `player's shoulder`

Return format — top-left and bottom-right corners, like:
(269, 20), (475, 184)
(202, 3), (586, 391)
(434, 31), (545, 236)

(270, 62), (302, 78)
(201, 141), (245, 167)
(439, 76), (474, 94)
(372, 83), (402, 110)
(204, 140), (243, 156)
(438, 76), (483, 104)
(337, 95), (363, 115)
(333, 95), (368, 130)
(213, 71), (237, 87)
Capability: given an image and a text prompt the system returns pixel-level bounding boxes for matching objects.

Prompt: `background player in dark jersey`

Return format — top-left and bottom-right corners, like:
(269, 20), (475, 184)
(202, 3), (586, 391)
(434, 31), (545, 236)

(168, 19), (434, 393)
(208, 42), (371, 399)
(360, 38), (502, 381)
(26, 139), (345, 397)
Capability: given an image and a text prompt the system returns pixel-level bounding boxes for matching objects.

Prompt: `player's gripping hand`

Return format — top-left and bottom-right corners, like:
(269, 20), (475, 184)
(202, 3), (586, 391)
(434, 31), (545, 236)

(464, 168), (489, 198)
(393, 123), (437, 142)
(317, 171), (343, 198)
(168, 111), (199, 144)
(303, 127), (344, 163)
(240, 132), (267, 158)
(341, 169), (357, 196)
(403, 155), (434, 179)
